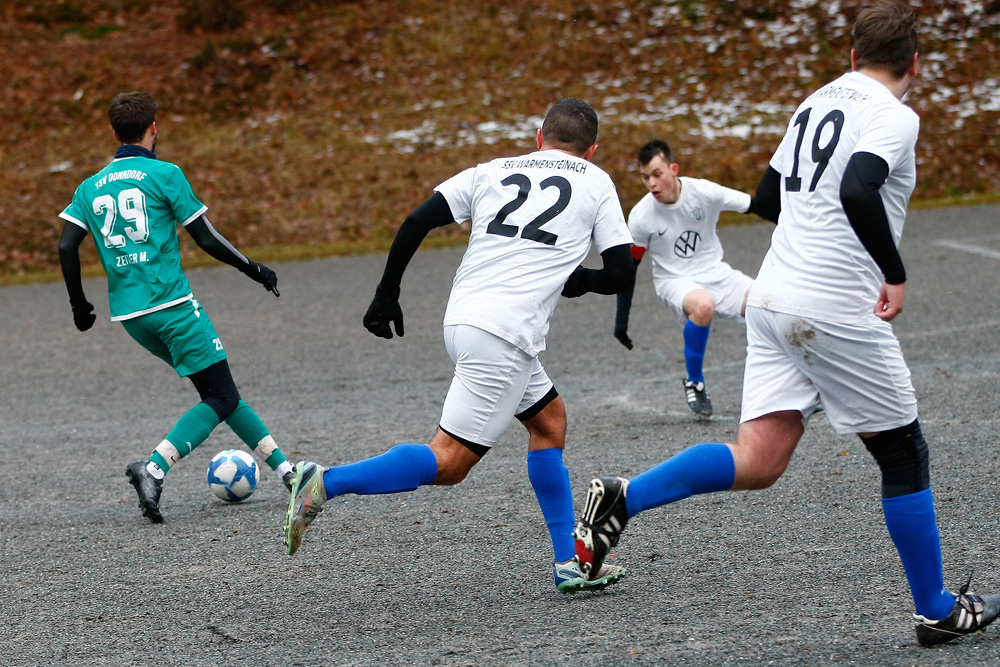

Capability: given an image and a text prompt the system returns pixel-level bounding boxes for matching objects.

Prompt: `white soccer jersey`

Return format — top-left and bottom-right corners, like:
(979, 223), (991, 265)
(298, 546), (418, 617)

(435, 148), (632, 356)
(628, 178), (751, 298)
(748, 71), (919, 324)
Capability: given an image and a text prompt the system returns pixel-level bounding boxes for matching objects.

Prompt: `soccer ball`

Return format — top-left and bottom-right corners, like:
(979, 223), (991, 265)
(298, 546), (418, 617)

(207, 449), (258, 502)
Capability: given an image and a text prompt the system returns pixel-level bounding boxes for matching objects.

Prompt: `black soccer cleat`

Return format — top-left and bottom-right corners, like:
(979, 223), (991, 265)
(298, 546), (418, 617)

(573, 477), (630, 580)
(126, 460), (164, 524)
(915, 581), (1000, 647)
(683, 379), (712, 417)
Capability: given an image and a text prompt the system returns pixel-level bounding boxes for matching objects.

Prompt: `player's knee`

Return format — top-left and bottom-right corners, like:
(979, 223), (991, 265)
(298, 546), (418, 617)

(433, 456), (476, 485)
(741, 464), (787, 490)
(860, 419), (929, 498)
(203, 391), (239, 421)
(687, 298), (715, 325)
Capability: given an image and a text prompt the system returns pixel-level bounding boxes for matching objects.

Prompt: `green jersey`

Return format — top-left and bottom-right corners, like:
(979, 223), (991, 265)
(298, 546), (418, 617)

(59, 155), (207, 320)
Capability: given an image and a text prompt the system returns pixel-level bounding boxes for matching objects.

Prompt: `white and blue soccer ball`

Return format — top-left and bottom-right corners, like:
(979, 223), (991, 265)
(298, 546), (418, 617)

(207, 449), (258, 502)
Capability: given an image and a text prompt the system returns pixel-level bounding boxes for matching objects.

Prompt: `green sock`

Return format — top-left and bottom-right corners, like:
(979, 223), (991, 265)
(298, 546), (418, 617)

(225, 400), (288, 471)
(150, 402), (220, 472)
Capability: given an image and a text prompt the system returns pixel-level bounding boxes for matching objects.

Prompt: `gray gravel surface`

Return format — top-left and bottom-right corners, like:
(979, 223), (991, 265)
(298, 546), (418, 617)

(3, 204), (1000, 666)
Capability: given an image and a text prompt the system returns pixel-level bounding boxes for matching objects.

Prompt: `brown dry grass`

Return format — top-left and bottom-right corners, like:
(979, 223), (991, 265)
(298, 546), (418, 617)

(1, 0), (997, 282)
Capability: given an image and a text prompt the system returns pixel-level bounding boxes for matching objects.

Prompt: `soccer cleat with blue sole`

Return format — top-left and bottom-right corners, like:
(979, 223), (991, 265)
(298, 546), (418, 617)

(284, 461), (328, 556)
(554, 558), (626, 594)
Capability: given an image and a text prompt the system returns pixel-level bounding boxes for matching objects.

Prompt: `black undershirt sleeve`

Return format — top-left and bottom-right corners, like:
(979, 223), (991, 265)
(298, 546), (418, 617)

(753, 166), (782, 223)
(840, 152), (905, 285)
(185, 215), (253, 273)
(58, 222), (89, 307)
(561, 243), (635, 298)
(377, 191), (455, 295)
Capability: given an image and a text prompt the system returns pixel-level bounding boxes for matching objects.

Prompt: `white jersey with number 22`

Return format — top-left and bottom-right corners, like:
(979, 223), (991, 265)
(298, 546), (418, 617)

(435, 148), (632, 356)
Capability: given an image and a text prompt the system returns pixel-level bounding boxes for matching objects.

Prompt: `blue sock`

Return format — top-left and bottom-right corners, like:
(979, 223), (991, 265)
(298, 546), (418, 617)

(882, 489), (956, 619)
(625, 442), (735, 518)
(683, 320), (711, 384)
(527, 448), (575, 563)
(323, 444), (438, 498)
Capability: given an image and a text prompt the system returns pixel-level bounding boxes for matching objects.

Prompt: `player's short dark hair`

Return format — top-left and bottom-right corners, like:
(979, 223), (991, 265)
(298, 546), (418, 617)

(637, 139), (675, 166)
(108, 91), (157, 144)
(540, 98), (599, 155)
(852, 1), (918, 79)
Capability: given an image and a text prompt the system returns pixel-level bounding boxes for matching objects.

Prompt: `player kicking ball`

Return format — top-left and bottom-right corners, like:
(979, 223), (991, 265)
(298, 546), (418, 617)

(614, 139), (763, 417)
(286, 98), (634, 593)
(58, 91), (295, 523)
(574, 1), (1000, 646)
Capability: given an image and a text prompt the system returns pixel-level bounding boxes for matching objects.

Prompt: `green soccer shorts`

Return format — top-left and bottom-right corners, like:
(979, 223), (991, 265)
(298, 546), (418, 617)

(121, 297), (228, 377)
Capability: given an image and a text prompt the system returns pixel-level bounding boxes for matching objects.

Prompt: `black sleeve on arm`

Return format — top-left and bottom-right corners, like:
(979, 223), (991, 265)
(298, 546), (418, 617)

(840, 152), (905, 285)
(753, 166), (782, 223)
(377, 191), (455, 294)
(58, 222), (89, 306)
(562, 243), (636, 298)
(185, 215), (254, 273)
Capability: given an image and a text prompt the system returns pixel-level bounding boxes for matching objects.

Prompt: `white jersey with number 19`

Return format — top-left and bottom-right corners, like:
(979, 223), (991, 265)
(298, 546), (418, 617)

(748, 70), (919, 325)
(435, 148), (632, 356)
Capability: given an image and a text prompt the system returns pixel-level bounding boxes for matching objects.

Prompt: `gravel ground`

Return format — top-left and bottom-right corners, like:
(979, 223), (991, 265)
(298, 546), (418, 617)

(2, 203), (1000, 666)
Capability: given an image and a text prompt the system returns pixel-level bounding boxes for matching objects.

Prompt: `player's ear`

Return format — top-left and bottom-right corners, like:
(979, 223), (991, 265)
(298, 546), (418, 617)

(909, 52), (918, 78)
(670, 161), (680, 176)
(537, 128), (544, 150)
(583, 143), (598, 160)
(850, 48), (857, 71)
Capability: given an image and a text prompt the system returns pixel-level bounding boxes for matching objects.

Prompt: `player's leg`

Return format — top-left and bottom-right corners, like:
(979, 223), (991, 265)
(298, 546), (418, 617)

(681, 288), (714, 416)
(862, 421), (1000, 645)
(573, 410), (803, 578)
(180, 358), (295, 489)
(518, 377), (625, 592)
(284, 325), (519, 555)
(575, 306), (812, 577)
(120, 300), (227, 522)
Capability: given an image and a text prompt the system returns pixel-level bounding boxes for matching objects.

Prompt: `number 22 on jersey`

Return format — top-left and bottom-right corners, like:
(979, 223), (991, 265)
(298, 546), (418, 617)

(486, 173), (571, 246)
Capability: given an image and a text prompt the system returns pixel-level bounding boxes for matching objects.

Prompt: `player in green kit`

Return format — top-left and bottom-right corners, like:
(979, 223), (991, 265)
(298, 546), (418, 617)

(58, 91), (294, 523)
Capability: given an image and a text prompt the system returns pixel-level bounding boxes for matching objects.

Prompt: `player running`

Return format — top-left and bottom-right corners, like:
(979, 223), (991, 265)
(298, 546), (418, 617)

(614, 139), (761, 417)
(573, 1), (1000, 645)
(58, 91), (295, 523)
(285, 98), (635, 593)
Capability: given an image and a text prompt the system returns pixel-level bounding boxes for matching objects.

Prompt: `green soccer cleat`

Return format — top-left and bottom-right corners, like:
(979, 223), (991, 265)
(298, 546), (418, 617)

(284, 461), (328, 556)
(554, 558), (626, 594)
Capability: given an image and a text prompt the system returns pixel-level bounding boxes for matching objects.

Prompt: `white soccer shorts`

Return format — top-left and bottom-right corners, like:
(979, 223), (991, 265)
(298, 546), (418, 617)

(658, 266), (754, 325)
(439, 324), (554, 449)
(741, 307), (918, 435)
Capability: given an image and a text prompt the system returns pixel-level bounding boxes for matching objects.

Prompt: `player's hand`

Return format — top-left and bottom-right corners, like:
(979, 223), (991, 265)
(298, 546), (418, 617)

(875, 281), (905, 322)
(364, 285), (404, 339)
(249, 261), (279, 297)
(614, 326), (634, 350)
(71, 300), (96, 332)
(561, 267), (590, 298)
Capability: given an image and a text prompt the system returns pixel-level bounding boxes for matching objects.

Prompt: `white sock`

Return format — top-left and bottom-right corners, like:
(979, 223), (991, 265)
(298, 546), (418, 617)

(275, 460), (294, 479)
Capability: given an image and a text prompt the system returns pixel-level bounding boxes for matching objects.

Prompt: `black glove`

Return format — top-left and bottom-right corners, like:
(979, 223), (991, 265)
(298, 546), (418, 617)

(247, 261), (279, 297)
(71, 300), (96, 332)
(561, 267), (591, 298)
(363, 285), (404, 339)
(614, 326), (633, 350)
